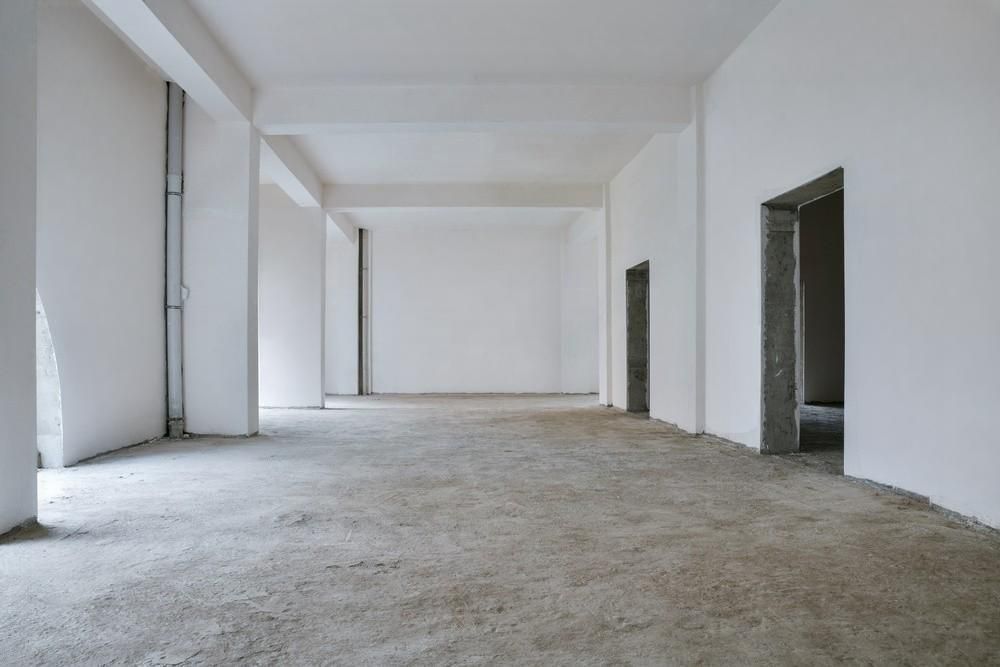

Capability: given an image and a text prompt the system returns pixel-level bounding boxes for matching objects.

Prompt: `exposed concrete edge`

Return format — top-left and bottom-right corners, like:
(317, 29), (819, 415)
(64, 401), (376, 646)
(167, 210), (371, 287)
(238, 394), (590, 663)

(604, 405), (1000, 536)
(701, 429), (1000, 536)
(845, 476), (1000, 537)
(260, 405), (326, 410)
(65, 434), (167, 467)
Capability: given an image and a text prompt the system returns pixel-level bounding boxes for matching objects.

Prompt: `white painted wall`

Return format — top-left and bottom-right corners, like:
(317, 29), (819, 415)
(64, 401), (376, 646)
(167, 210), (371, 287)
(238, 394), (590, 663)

(609, 135), (699, 432)
(258, 186), (326, 407)
(36, 0), (167, 466)
(560, 217), (599, 394)
(324, 230), (359, 396)
(183, 103), (260, 435)
(0, 0), (38, 533)
(370, 224), (563, 394)
(700, 0), (1000, 526)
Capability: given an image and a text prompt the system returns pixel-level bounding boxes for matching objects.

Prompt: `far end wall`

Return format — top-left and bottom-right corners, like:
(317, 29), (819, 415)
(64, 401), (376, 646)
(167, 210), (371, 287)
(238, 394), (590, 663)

(325, 229), (359, 395)
(561, 219), (599, 394)
(369, 224), (565, 394)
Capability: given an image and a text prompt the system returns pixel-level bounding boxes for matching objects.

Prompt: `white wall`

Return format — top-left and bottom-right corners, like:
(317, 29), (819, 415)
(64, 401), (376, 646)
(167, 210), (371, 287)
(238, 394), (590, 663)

(324, 230), (359, 395)
(608, 135), (699, 432)
(701, 0), (1000, 526)
(560, 217), (599, 394)
(370, 224), (563, 393)
(0, 0), (38, 533)
(36, 0), (166, 466)
(258, 186), (326, 407)
(183, 103), (260, 435)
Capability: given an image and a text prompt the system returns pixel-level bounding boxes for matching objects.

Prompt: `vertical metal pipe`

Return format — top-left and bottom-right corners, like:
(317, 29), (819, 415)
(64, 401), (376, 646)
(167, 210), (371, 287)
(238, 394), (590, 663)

(357, 228), (366, 395)
(165, 82), (185, 437)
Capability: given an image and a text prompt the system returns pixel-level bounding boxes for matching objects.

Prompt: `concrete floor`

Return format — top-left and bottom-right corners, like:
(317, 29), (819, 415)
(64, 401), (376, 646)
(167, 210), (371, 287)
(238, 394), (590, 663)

(2, 396), (999, 665)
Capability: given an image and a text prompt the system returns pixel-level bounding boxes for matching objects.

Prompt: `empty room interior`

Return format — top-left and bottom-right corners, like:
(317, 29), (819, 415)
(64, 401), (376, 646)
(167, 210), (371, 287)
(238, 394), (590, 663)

(2, 0), (999, 663)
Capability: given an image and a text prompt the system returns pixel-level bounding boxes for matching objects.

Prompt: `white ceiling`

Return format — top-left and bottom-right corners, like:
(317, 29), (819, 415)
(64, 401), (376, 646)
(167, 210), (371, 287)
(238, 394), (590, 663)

(189, 0), (779, 87)
(193, 0), (779, 227)
(293, 131), (653, 185)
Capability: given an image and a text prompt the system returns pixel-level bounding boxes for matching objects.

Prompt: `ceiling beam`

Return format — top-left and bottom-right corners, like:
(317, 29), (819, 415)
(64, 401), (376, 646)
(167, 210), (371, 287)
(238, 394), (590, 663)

(260, 136), (323, 208)
(85, 0), (329, 213)
(84, 0), (251, 121)
(323, 184), (605, 211)
(327, 213), (358, 243)
(257, 84), (692, 135)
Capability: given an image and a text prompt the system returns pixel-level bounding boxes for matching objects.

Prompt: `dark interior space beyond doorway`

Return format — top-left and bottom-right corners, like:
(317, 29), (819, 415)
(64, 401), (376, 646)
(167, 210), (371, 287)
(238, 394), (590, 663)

(797, 190), (845, 472)
(626, 261), (650, 413)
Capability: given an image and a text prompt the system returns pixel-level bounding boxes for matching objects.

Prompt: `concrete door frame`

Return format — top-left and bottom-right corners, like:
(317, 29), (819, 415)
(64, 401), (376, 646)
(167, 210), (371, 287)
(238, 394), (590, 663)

(626, 260), (650, 413)
(760, 168), (843, 453)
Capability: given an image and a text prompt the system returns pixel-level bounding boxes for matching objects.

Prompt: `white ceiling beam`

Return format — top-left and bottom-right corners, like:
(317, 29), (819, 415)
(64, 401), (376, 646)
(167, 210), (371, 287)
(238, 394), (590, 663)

(327, 213), (358, 243)
(84, 0), (251, 121)
(257, 84), (692, 135)
(323, 184), (604, 211)
(260, 136), (323, 208)
(85, 0), (331, 214)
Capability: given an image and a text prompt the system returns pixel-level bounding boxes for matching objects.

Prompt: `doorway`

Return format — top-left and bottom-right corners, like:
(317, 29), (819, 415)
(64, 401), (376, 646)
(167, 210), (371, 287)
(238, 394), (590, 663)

(36, 292), (63, 468)
(626, 261), (650, 413)
(760, 168), (844, 471)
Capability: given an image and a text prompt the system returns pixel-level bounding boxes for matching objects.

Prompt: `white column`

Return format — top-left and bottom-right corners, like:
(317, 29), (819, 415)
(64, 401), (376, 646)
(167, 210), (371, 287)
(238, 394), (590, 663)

(258, 186), (327, 408)
(183, 103), (260, 435)
(597, 186), (614, 406)
(0, 0), (38, 533)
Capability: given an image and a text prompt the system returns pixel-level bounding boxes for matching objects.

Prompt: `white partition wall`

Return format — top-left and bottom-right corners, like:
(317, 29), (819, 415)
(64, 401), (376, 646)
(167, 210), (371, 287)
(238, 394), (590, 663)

(36, 0), (167, 465)
(608, 135), (699, 432)
(183, 103), (261, 435)
(698, 0), (1000, 526)
(0, 0), (38, 534)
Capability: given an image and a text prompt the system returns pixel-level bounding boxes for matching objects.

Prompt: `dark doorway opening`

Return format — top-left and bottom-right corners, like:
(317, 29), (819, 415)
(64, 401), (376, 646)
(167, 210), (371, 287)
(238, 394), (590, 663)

(760, 168), (845, 473)
(798, 191), (845, 473)
(626, 261), (650, 413)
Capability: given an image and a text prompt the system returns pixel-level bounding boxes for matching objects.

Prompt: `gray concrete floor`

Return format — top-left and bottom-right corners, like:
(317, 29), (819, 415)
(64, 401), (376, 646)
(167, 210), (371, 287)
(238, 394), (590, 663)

(2, 395), (999, 665)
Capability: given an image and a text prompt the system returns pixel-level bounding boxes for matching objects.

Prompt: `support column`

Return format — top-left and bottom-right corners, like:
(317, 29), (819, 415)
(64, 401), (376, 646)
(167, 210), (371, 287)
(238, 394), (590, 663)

(258, 186), (327, 408)
(182, 103), (260, 435)
(597, 185), (614, 406)
(0, 0), (38, 533)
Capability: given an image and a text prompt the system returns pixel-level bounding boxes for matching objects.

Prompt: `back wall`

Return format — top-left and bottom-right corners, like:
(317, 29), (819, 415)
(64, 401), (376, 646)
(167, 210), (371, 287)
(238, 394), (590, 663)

(370, 224), (564, 394)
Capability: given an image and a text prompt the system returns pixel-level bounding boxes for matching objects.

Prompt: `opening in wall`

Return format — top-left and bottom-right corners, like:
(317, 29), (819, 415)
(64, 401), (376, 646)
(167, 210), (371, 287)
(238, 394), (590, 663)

(760, 168), (845, 473)
(36, 292), (63, 468)
(626, 260), (650, 413)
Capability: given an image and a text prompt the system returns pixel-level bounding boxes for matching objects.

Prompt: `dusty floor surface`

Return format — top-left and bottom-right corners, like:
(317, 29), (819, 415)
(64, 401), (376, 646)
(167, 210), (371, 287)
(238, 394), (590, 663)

(2, 395), (999, 665)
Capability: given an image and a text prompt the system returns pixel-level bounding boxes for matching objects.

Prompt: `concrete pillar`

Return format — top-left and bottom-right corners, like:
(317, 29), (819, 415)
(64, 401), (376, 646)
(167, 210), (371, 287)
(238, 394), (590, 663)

(182, 103), (260, 435)
(760, 206), (800, 453)
(597, 186), (614, 406)
(0, 0), (38, 533)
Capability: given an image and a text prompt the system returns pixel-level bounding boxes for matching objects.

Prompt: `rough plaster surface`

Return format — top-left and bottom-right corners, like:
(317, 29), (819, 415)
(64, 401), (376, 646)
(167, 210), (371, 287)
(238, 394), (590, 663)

(2, 396), (999, 664)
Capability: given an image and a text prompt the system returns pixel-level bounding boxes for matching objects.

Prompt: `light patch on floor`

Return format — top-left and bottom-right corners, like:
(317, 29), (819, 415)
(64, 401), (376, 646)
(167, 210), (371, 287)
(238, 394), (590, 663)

(1, 396), (998, 664)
